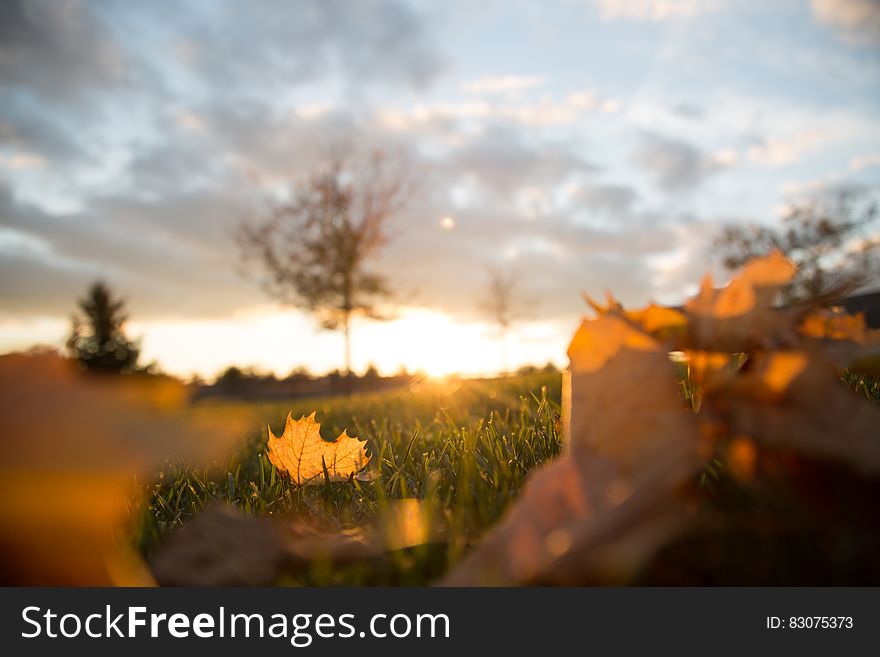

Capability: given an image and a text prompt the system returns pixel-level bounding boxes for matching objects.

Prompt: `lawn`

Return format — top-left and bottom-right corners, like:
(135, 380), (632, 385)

(136, 366), (880, 586)
(138, 371), (564, 585)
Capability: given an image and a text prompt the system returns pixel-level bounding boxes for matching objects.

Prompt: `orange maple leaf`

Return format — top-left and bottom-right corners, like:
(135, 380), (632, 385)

(267, 412), (370, 485)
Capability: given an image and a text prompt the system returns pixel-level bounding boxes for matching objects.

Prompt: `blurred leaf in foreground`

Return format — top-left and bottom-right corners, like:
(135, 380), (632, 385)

(704, 348), (880, 476)
(442, 315), (703, 585)
(150, 500), (435, 585)
(0, 351), (240, 585)
(444, 251), (879, 586)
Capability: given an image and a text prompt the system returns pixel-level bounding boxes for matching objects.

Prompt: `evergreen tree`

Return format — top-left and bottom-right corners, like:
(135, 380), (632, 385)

(67, 281), (139, 373)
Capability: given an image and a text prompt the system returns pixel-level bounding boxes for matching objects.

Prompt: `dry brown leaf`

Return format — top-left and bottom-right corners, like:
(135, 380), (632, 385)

(267, 411), (370, 485)
(582, 291), (624, 316)
(150, 505), (290, 586)
(684, 251), (803, 352)
(440, 453), (693, 586)
(797, 308), (880, 376)
(684, 350), (737, 392)
(704, 348), (880, 476)
(446, 252), (879, 586)
(845, 344), (880, 376)
(732, 249), (798, 304)
(625, 303), (688, 337)
(150, 500), (437, 585)
(443, 314), (703, 586)
(799, 308), (868, 342)
(0, 350), (241, 585)
(582, 293), (687, 340)
(567, 315), (700, 474)
(149, 504), (376, 586)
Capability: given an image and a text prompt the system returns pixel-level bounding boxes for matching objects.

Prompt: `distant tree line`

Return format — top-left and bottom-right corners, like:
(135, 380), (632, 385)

(205, 363), (414, 399)
(203, 361), (560, 399)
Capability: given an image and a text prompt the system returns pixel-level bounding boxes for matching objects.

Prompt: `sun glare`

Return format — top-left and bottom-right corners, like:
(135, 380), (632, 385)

(123, 306), (566, 380)
(359, 308), (499, 377)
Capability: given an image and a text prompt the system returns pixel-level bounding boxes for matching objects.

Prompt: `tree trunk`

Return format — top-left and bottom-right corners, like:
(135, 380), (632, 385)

(343, 311), (353, 395)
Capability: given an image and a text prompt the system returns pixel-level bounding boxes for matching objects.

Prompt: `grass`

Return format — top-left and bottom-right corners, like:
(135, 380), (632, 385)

(135, 365), (879, 586)
(843, 370), (880, 403)
(137, 371), (564, 585)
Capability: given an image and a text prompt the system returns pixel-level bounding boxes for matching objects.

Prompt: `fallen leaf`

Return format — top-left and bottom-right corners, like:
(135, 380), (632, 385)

(447, 252), (879, 586)
(150, 505), (376, 586)
(725, 437), (758, 483)
(798, 308), (880, 375)
(583, 292), (687, 341)
(150, 500), (440, 585)
(704, 348), (880, 476)
(440, 452), (694, 586)
(582, 291), (624, 317)
(566, 315), (700, 475)
(799, 307), (867, 343)
(267, 411), (370, 485)
(0, 350), (241, 585)
(444, 314), (703, 585)
(625, 303), (687, 337)
(684, 251), (803, 352)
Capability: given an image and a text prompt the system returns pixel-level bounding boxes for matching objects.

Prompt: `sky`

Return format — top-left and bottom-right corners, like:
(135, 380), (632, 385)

(1, 0), (879, 379)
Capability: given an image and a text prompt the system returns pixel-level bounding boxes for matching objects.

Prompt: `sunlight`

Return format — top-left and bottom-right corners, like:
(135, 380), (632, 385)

(128, 306), (569, 380)
(358, 308), (512, 377)
(0, 306), (568, 380)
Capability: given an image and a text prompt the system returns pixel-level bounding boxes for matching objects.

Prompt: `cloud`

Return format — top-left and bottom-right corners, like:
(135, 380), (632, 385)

(632, 132), (729, 191)
(461, 75), (544, 95)
(170, 108), (207, 134)
(0, 0), (127, 98)
(376, 89), (619, 132)
(140, 0), (448, 97)
(811, 0), (880, 47)
(746, 129), (827, 167)
(593, 0), (716, 21)
(570, 183), (639, 215)
(295, 102), (335, 121)
(0, 151), (46, 170)
(0, 88), (600, 324)
(0, 182), (257, 319)
(0, 0), (452, 216)
(0, 89), (695, 328)
(445, 125), (598, 199)
(0, 95), (92, 169)
(671, 102), (704, 120)
(850, 153), (880, 171)
(0, 0), (448, 107)
(378, 203), (690, 320)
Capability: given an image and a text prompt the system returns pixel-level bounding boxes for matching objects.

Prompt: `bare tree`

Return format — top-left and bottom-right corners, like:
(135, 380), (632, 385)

(482, 267), (522, 375)
(238, 152), (410, 378)
(715, 190), (879, 302)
